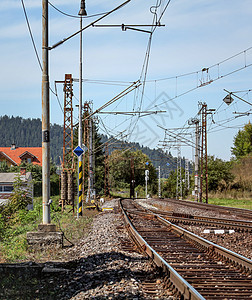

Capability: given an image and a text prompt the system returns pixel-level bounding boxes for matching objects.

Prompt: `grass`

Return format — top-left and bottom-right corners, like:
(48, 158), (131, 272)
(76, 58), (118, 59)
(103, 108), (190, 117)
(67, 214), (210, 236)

(208, 197), (252, 210)
(0, 196), (98, 263)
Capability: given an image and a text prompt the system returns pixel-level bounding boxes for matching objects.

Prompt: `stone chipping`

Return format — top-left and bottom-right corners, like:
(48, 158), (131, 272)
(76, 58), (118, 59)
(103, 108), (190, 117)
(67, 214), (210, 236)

(55, 198), (171, 300)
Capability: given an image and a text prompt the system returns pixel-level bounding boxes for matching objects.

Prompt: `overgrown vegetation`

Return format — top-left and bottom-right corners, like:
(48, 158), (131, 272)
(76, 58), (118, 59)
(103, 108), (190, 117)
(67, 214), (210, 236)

(0, 193), (96, 262)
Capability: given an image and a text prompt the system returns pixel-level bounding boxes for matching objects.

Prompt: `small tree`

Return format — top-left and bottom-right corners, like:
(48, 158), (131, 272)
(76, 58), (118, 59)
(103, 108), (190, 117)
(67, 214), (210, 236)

(7, 175), (32, 215)
(163, 170), (177, 198)
(109, 149), (157, 194)
(0, 161), (9, 173)
(231, 122), (252, 158)
(207, 156), (234, 191)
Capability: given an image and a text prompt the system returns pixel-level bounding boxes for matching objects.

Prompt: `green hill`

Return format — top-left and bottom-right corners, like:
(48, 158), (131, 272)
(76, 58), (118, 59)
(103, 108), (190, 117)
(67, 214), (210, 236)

(0, 115), (62, 164)
(0, 115), (185, 177)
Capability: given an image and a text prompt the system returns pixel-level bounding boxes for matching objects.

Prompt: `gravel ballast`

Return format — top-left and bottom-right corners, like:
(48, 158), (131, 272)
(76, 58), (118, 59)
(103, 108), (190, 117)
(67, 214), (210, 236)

(57, 199), (170, 299)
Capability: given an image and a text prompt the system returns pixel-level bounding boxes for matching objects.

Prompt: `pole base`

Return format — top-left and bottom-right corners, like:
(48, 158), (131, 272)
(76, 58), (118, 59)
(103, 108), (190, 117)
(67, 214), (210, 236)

(27, 224), (63, 249)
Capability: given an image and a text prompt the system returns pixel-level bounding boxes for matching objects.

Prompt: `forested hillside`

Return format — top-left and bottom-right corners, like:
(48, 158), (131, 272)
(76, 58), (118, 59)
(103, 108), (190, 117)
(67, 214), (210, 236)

(0, 115), (62, 164)
(0, 116), (180, 177)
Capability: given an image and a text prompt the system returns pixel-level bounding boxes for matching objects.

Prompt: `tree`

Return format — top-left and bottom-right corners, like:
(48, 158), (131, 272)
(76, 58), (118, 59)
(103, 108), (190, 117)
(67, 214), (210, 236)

(109, 149), (157, 194)
(0, 161), (9, 172)
(162, 170), (177, 198)
(231, 122), (252, 158)
(207, 156), (234, 191)
(6, 175), (32, 216)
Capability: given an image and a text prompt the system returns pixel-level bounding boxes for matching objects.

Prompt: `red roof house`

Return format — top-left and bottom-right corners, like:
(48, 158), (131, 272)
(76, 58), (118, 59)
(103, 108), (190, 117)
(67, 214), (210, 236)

(0, 144), (42, 167)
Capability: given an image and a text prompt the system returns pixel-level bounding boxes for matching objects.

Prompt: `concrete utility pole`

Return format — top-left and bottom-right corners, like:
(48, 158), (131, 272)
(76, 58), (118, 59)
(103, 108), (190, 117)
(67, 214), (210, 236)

(77, 0), (87, 217)
(26, 0), (63, 248)
(42, 0), (50, 224)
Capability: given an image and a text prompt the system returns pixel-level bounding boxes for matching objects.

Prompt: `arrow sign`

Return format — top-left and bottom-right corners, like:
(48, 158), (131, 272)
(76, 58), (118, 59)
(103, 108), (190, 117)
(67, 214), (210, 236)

(73, 146), (84, 157)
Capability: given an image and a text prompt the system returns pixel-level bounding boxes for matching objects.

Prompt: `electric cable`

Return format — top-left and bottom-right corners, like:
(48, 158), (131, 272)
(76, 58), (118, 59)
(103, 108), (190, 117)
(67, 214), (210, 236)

(53, 82), (64, 114)
(49, 1), (108, 19)
(147, 46), (252, 83)
(20, 0), (42, 71)
(50, 202), (75, 247)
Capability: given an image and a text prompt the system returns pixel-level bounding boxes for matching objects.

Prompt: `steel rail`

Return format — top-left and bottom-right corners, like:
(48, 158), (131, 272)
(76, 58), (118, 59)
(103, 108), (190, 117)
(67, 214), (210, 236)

(167, 216), (252, 232)
(159, 198), (252, 219)
(136, 200), (252, 273)
(148, 209), (252, 232)
(119, 199), (205, 300)
(156, 215), (252, 273)
(120, 199), (252, 299)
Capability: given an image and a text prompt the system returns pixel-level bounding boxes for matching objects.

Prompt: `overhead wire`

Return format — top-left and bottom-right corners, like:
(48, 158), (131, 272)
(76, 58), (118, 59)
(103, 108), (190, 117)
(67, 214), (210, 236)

(21, 0), (66, 117)
(20, 0), (42, 71)
(146, 46), (252, 83)
(53, 82), (64, 114)
(127, 0), (172, 141)
(48, 1), (108, 19)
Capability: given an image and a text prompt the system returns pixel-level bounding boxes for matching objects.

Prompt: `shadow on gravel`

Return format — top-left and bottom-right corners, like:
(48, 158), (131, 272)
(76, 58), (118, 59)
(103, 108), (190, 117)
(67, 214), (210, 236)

(0, 251), (155, 299)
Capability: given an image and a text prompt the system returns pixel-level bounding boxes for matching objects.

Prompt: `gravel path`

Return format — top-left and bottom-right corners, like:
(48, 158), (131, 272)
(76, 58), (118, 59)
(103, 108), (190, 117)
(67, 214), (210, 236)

(54, 199), (171, 299)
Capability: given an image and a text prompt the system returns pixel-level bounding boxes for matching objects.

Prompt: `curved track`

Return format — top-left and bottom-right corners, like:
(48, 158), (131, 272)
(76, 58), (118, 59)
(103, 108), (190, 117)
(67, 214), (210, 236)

(147, 209), (252, 232)
(120, 198), (252, 300)
(157, 198), (252, 220)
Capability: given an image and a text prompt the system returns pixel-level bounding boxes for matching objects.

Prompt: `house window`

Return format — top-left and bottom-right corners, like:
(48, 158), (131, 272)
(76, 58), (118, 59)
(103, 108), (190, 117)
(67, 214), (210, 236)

(27, 158), (32, 163)
(0, 185), (13, 193)
(4, 186), (14, 192)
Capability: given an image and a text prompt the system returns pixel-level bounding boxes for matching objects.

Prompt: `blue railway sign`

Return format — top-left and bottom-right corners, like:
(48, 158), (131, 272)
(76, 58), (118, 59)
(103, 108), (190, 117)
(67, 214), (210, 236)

(73, 146), (84, 157)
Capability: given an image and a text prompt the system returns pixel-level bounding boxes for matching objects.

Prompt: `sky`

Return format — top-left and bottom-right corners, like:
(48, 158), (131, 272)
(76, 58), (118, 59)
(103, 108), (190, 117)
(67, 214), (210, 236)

(1, 0), (252, 162)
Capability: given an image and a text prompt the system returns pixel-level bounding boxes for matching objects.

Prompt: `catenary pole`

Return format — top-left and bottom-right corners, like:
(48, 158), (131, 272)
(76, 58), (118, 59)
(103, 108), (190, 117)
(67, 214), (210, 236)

(77, 1), (87, 217)
(42, 0), (50, 224)
(194, 120), (200, 201)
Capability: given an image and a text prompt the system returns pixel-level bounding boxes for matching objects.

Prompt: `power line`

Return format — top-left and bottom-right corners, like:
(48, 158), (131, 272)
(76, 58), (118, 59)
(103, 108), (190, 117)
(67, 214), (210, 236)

(146, 46), (252, 83)
(147, 64), (252, 111)
(48, 1), (108, 19)
(128, 0), (172, 140)
(20, 0), (42, 71)
(53, 82), (64, 114)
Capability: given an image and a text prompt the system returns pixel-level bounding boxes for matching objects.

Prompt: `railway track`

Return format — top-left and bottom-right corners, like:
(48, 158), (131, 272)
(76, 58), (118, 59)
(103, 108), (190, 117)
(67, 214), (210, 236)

(120, 198), (252, 300)
(147, 209), (252, 232)
(156, 198), (252, 220)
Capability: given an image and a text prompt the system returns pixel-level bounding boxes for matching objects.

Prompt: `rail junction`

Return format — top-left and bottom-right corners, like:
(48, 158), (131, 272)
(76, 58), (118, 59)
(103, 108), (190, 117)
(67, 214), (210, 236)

(119, 198), (252, 299)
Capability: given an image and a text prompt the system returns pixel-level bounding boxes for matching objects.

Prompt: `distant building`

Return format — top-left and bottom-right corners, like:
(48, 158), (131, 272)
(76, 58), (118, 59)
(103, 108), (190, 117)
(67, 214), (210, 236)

(0, 144), (42, 167)
(0, 169), (33, 209)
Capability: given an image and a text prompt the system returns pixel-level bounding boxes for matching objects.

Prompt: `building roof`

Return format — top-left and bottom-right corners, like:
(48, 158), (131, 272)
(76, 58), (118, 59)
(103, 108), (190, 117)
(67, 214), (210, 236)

(0, 172), (32, 183)
(0, 147), (42, 166)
